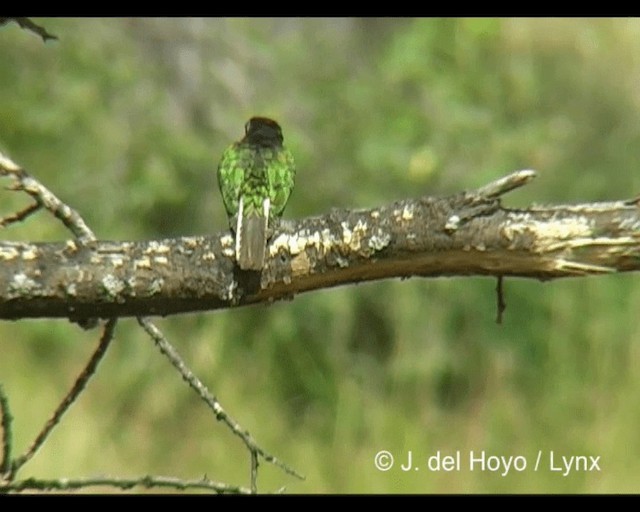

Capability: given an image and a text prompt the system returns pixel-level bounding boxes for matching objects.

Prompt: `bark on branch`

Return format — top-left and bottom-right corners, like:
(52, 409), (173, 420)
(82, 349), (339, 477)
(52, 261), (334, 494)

(2, 168), (640, 321)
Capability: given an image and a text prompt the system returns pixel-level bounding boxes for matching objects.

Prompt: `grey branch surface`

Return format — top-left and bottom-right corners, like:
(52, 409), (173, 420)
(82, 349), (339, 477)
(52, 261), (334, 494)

(2, 168), (640, 321)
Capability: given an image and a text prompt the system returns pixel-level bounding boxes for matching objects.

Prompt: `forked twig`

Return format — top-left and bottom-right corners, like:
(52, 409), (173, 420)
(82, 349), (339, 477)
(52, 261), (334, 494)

(137, 317), (305, 484)
(0, 152), (96, 243)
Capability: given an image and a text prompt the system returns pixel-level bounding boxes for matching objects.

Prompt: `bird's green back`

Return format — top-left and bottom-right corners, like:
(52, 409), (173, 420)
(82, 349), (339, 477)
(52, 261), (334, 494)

(217, 141), (295, 225)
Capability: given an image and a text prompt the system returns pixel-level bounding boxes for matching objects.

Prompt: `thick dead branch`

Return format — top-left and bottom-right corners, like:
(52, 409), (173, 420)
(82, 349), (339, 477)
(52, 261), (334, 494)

(2, 169), (640, 320)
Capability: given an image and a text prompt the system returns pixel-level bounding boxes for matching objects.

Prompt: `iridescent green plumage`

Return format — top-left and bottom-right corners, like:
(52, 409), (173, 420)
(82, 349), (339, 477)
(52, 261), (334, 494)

(217, 117), (296, 270)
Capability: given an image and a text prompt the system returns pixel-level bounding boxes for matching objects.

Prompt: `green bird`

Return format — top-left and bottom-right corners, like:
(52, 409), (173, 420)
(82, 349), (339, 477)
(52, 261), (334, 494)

(217, 117), (296, 270)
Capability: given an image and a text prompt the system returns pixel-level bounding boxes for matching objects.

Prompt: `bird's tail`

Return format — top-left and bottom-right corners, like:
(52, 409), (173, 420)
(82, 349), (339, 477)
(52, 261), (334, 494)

(236, 197), (269, 271)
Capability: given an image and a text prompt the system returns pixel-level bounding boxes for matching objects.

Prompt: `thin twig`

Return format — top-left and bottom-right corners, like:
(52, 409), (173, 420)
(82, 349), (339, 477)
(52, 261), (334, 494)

(250, 449), (259, 494)
(137, 317), (305, 484)
(495, 276), (506, 324)
(0, 385), (12, 477)
(0, 152), (96, 243)
(2, 474), (251, 494)
(0, 201), (42, 228)
(9, 319), (118, 479)
(0, 17), (58, 42)
(476, 169), (537, 199)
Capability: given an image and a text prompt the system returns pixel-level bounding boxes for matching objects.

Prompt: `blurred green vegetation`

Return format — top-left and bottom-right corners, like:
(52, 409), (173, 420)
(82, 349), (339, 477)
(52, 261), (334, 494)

(2, 18), (640, 493)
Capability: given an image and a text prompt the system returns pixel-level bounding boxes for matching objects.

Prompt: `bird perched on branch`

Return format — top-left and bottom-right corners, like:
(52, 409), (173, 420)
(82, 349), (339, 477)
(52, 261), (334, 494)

(217, 117), (296, 270)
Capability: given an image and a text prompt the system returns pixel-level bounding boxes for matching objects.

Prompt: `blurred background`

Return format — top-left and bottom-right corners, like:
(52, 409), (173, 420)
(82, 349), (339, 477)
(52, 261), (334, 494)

(2, 18), (640, 493)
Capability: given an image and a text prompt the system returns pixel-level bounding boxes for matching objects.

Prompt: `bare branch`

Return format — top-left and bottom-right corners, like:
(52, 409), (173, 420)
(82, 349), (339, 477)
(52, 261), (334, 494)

(0, 17), (57, 42)
(2, 474), (251, 494)
(476, 169), (536, 199)
(1, 175), (640, 320)
(138, 317), (305, 482)
(495, 276), (506, 324)
(0, 385), (12, 478)
(0, 201), (42, 228)
(251, 450), (259, 494)
(0, 152), (96, 243)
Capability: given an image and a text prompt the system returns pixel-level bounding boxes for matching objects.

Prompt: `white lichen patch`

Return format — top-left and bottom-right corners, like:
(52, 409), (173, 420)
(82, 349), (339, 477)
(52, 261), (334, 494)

(341, 222), (353, 245)
(9, 272), (39, 295)
(370, 210), (380, 219)
(270, 228), (338, 259)
(104, 255), (125, 268)
(101, 275), (125, 299)
(286, 233), (310, 256)
(270, 220), (389, 261)
(444, 214), (461, 233)
(148, 277), (164, 295)
(270, 233), (290, 254)
(0, 246), (20, 261)
(65, 239), (78, 252)
(153, 256), (169, 265)
(65, 282), (77, 297)
(341, 219), (368, 251)
(271, 230), (305, 256)
(19, 246), (38, 260)
(96, 242), (129, 255)
(335, 254), (349, 268)
(321, 228), (335, 250)
(220, 234), (236, 258)
(183, 237), (199, 249)
(134, 256), (152, 270)
(222, 280), (237, 302)
(392, 205), (415, 223)
(202, 251), (216, 261)
(144, 240), (171, 254)
(368, 229), (391, 251)
(401, 205), (414, 221)
(220, 234), (235, 247)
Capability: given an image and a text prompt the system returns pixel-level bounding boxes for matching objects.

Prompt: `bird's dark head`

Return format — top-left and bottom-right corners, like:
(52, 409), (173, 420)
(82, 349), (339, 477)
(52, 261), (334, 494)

(243, 117), (284, 147)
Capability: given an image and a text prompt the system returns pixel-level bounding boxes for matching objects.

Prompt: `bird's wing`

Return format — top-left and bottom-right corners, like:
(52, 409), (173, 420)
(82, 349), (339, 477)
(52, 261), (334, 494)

(268, 147), (296, 218)
(217, 143), (246, 219)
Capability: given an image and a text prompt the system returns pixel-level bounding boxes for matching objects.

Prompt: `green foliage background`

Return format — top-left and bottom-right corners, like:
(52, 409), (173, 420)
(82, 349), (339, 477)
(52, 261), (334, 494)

(2, 18), (640, 493)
